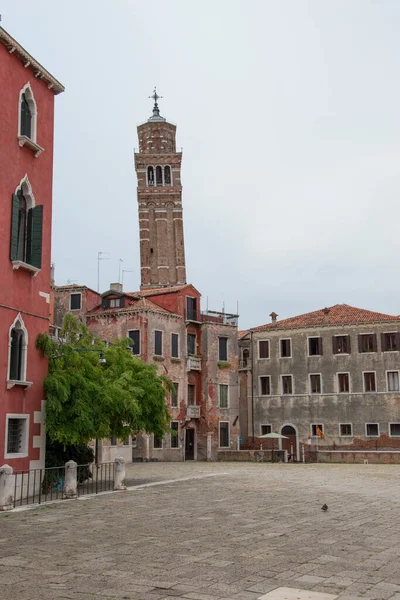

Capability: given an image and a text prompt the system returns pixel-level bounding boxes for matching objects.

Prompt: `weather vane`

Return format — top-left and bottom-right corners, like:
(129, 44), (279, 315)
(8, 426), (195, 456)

(149, 87), (162, 106)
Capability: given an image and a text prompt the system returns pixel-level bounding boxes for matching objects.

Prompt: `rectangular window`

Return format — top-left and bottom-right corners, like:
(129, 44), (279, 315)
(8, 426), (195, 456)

(109, 298), (121, 308)
(339, 423), (352, 437)
(171, 333), (179, 358)
(282, 375), (293, 395)
(261, 424), (272, 435)
(338, 373), (350, 393)
(309, 374), (321, 394)
(6, 417), (28, 455)
(258, 340), (269, 359)
(219, 384), (228, 408)
(387, 371), (399, 392)
(389, 423), (400, 437)
(123, 437), (130, 445)
(366, 423), (379, 437)
(187, 384), (196, 406)
(171, 383), (179, 408)
(218, 337), (228, 361)
(364, 372), (376, 392)
(280, 339), (291, 358)
(186, 296), (197, 321)
(311, 423), (324, 437)
(358, 334), (377, 353)
(219, 422), (229, 448)
(153, 435), (163, 449)
(154, 330), (163, 356)
(70, 293), (81, 311)
(128, 330), (140, 355)
(187, 333), (196, 356)
(308, 337), (323, 356)
(333, 335), (350, 354)
(382, 332), (400, 352)
(260, 376), (271, 396)
(110, 436), (117, 446)
(171, 422), (179, 448)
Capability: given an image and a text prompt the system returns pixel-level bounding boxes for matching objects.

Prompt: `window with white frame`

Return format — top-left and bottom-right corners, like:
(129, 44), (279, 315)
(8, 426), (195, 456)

(364, 372), (376, 392)
(19, 83), (37, 142)
(8, 315), (28, 382)
(187, 384), (195, 406)
(387, 371), (399, 392)
(10, 180), (43, 270)
(258, 340), (269, 359)
(219, 422), (229, 448)
(366, 423), (379, 437)
(281, 375), (293, 395)
(339, 423), (353, 437)
(219, 384), (228, 408)
(218, 337), (228, 361)
(389, 423), (400, 437)
(308, 337), (323, 356)
(153, 434), (163, 449)
(171, 333), (179, 358)
(170, 421), (179, 448)
(259, 376), (271, 396)
(280, 338), (291, 358)
(337, 372), (350, 393)
(311, 423), (324, 438)
(70, 293), (81, 310)
(171, 383), (179, 407)
(154, 330), (163, 356)
(6, 415), (29, 456)
(261, 424), (272, 435)
(128, 330), (140, 355)
(309, 374), (321, 394)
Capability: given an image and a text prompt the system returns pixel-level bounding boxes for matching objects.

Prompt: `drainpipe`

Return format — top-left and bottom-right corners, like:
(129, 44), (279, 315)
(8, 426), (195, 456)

(250, 330), (255, 448)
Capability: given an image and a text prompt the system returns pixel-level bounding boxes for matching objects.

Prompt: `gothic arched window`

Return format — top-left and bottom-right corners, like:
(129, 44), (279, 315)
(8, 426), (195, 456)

(16, 190), (27, 262)
(10, 178), (43, 270)
(19, 84), (37, 142)
(8, 316), (28, 382)
(20, 94), (32, 138)
(156, 166), (163, 186)
(147, 166), (154, 185)
(164, 166), (171, 185)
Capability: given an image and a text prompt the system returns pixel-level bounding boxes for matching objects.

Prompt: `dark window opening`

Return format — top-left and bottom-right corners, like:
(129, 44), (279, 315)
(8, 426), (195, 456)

(242, 348), (250, 366)
(128, 330), (140, 355)
(20, 93), (32, 138)
(150, 247), (154, 254)
(382, 332), (399, 352)
(338, 373), (350, 393)
(261, 424), (272, 436)
(110, 436), (117, 446)
(147, 166), (154, 185)
(280, 339), (291, 358)
(171, 333), (179, 358)
(259, 340), (269, 359)
(70, 293), (81, 310)
(154, 330), (163, 356)
(153, 435), (163, 449)
(309, 337), (322, 356)
(359, 334), (377, 353)
(218, 337), (228, 361)
(171, 422), (179, 448)
(311, 424), (323, 437)
(219, 384), (228, 408)
(260, 376), (271, 396)
(10, 327), (24, 381)
(171, 383), (179, 407)
(366, 423), (379, 437)
(17, 191), (27, 262)
(164, 166), (171, 185)
(390, 423), (400, 437)
(340, 423), (352, 436)
(219, 422), (229, 447)
(7, 418), (25, 454)
(364, 372), (376, 392)
(310, 374), (321, 394)
(282, 375), (293, 395)
(156, 165), (163, 186)
(333, 335), (350, 354)
(186, 296), (197, 321)
(187, 333), (196, 356)
(187, 384), (195, 406)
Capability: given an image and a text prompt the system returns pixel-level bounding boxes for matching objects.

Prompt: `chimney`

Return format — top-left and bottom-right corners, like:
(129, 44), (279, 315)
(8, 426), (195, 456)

(50, 263), (55, 288)
(270, 312), (278, 323)
(110, 282), (123, 293)
(322, 307), (330, 323)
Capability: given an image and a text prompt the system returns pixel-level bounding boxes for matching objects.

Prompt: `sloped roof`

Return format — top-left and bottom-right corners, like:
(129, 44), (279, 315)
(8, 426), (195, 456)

(238, 330), (249, 340)
(54, 284), (99, 296)
(252, 304), (400, 332)
(127, 284), (200, 298)
(86, 296), (174, 316)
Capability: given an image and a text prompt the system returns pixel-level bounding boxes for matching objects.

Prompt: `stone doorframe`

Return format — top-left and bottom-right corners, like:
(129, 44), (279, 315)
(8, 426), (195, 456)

(279, 423), (300, 461)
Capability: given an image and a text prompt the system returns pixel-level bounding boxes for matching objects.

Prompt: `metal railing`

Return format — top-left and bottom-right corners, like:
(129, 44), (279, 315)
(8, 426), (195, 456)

(77, 462), (115, 497)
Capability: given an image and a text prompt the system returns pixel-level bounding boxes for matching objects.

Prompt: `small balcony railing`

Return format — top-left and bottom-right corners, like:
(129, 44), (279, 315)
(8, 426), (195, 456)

(239, 359), (252, 371)
(185, 308), (200, 322)
(187, 356), (201, 371)
(187, 405), (200, 419)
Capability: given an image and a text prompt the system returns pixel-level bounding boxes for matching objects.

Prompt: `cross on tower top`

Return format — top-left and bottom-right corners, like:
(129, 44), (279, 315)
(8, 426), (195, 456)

(147, 86), (166, 121)
(149, 87), (162, 106)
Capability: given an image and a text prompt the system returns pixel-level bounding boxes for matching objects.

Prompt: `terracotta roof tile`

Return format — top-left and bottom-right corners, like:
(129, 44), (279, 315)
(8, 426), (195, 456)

(238, 330), (249, 340)
(86, 297), (174, 316)
(252, 304), (400, 332)
(126, 284), (197, 297)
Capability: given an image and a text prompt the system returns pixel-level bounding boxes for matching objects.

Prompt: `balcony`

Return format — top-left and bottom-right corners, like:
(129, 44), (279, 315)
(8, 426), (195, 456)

(184, 308), (201, 323)
(239, 359), (252, 371)
(187, 405), (200, 419)
(187, 356), (201, 371)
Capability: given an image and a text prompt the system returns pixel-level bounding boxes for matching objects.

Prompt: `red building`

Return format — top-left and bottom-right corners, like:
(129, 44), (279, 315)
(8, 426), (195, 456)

(0, 27), (64, 470)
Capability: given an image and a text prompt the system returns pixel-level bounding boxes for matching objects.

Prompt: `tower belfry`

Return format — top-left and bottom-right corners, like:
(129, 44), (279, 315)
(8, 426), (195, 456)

(134, 89), (186, 288)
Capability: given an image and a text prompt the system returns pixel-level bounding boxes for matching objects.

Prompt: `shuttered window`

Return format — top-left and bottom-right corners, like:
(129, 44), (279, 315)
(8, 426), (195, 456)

(10, 192), (43, 269)
(333, 335), (351, 354)
(128, 330), (140, 355)
(187, 333), (196, 356)
(382, 332), (400, 352)
(218, 337), (228, 361)
(260, 376), (271, 395)
(364, 372), (376, 392)
(171, 333), (179, 358)
(154, 330), (163, 356)
(358, 334), (377, 353)
(258, 340), (269, 359)
(308, 337), (323, 356)
(219, 384), (228, 408)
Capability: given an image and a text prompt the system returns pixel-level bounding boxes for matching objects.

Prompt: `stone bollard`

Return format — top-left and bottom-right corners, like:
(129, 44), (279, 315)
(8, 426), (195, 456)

(0, 465), (14, 511)
(114, 456), (127, 490)
(64, 460), (78, 499)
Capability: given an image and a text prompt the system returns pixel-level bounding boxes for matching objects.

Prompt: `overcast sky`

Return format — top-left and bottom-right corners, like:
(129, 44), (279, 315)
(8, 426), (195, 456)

(5, 1), (400, 328)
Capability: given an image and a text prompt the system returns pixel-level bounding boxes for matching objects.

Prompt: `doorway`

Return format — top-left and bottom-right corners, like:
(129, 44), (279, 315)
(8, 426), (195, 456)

(185, 428), (195, 460)
(281, 425), (297, 461)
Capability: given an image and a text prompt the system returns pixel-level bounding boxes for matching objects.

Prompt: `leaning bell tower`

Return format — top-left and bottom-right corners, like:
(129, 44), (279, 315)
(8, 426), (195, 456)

(134, 89), (187, 289)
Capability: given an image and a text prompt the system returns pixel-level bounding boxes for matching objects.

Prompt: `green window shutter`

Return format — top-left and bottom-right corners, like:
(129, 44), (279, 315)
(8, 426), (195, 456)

(10, 194), (20, 261)
(26, 205), (43, 269)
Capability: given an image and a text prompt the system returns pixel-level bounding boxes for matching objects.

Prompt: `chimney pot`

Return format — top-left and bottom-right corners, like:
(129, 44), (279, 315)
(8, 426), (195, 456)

(110, 282), (123, 293)
(269, 312), (278, 323)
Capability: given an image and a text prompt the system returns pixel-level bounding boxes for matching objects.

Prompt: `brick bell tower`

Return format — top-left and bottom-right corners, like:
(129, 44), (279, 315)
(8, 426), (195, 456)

(134, 89), (186, 288)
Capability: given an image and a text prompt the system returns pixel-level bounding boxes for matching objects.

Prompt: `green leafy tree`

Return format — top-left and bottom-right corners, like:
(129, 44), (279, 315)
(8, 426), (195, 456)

(36, 314), (171, 447)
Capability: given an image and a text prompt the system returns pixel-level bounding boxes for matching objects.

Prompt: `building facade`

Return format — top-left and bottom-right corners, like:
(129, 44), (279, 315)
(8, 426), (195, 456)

(0, 27), (64, 469)
(239, 305), (400, 460)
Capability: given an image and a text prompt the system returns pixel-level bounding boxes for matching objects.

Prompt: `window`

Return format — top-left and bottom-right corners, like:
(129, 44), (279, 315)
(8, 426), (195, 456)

(171, 383), (179, 408)
(171, 421), (179, 448)
(186, 297), (197, 321)
(219, 422), (229, 448)
(389, 423), (400, 437)
(219, 384), (228, 408)
(20, 93), (32, 138)
(281, 375), (293, 395)
(387, 371), (399, 392)
(6, 416), (28, 456)
(364, 372), (376, 392)
(382, 332), (400, 352)
(339, 423), (352, 437)
(280, 339), (291, 358)
(110, 436), (117, 446)
(154, 330), (163, 356)
(164, 166), (171, 185)
(9, 316), (27, 382)
(366, 423), (379, 437)
(308, 337), (323, 356)
(261, 424), (272, 435)
(10, 188), (43, 269)
(333, 335), (350, 354)
(218, 337), (228, 361)
(70, 293), (81, 311)
(259, 376), (271, 396)
(187, 333), (196, 356)
(147, 166), (154, 185)
(128, 330), (140, 355)
(187, 384), (195, 406)
(358, 334), (377, 353)
(123, 437), (130, 445)
(338, 373), (350, 393)
(258, 340), (269, 359)
(153, 434), (163, 449)
(309, 374), (321, 394)
(311, 424), (324, 438)
(171, 333), (179, 358)
(156, 165), (163, 186)
(19, 84), (37, 142)
(109, 298), (121, 308)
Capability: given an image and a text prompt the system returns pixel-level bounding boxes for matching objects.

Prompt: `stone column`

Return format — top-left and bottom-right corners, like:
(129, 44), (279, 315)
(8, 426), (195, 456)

(114, 457), (127, 490)
(0, 465), (14, 511)
(207, 433), (212, 462)
(64, 460), (77, 499)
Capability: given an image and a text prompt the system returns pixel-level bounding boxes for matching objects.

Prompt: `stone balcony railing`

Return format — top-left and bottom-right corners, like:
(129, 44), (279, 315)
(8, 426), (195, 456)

(187, 356), (201, 371)
(187, 405), (200, 419)
(239, 359), (252, 371)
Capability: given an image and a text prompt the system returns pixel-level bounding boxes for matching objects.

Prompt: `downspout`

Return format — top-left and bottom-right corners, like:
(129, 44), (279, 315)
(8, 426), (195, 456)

(250, 330), (255, 448)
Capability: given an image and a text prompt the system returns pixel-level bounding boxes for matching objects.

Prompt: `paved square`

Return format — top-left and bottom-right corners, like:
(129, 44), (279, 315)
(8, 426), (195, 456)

(0, 462), (400, 600)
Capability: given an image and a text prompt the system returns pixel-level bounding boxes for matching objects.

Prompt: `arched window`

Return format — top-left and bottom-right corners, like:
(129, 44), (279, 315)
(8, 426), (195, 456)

(20, 94), (32, 138)
(164, 166), (171, 185)
(18, 84), (37, 142)
(10, 176), (43, 270)
(147, 166), (154, 185)
(8, 315), (28, 382)
(16, 189), (27, 262)
(156, 165), (163, 186)
(242, 348), (250, 367)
